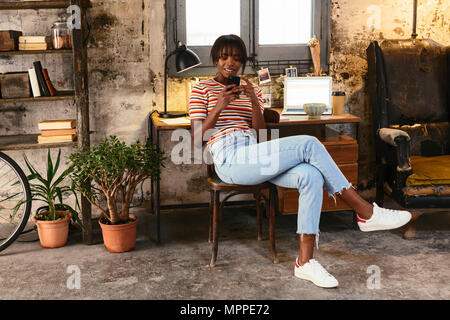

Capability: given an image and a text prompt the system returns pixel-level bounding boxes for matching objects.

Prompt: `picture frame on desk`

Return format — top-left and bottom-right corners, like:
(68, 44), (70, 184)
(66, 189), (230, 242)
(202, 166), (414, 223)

(285, 66), (297, 77)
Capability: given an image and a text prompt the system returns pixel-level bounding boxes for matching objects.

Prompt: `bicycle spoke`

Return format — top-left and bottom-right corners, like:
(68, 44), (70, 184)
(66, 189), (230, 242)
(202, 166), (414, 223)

(0, 153), (32, 251)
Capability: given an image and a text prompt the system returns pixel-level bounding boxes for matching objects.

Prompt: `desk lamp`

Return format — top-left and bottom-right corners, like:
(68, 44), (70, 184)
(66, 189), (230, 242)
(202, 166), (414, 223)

(160, 42), (201, 118)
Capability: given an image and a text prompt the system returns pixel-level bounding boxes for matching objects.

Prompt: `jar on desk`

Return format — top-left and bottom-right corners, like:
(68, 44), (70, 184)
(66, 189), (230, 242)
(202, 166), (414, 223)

(51, 20), (72, 49)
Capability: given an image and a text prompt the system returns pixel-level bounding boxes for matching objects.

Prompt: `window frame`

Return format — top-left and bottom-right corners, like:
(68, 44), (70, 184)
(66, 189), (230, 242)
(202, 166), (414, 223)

(166, 0), (330, 77)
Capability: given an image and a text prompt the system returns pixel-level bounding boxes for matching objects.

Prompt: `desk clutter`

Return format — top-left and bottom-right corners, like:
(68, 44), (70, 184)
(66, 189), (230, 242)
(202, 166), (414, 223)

(0, 30), (22, 51)
(18, 35), (51, 51)
(0, 22), (72, 51)
(158, 116), (191, 125)
(0, 60), (58, 99)
(37, 119), (77, 144)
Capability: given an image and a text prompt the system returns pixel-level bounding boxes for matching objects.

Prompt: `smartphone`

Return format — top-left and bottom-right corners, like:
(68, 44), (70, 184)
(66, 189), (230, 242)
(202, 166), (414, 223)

(226, 75), (240, 87)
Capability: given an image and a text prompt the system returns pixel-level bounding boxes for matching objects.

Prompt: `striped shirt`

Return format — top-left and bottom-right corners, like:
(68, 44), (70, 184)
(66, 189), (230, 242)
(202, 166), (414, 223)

(189, 78), (264, 147)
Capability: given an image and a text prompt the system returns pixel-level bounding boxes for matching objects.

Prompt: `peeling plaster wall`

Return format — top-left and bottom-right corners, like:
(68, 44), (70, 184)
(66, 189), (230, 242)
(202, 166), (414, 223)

(1, 1), (448, 210)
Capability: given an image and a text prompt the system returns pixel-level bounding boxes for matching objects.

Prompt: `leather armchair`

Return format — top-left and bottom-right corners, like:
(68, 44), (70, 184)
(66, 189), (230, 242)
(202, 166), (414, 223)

(367, 39), (450, 239)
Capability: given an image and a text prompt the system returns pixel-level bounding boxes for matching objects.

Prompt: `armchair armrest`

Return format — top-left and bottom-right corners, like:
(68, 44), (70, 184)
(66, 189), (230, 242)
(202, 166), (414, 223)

(377, 128), (412, 172)
(377, 127), (410, 146)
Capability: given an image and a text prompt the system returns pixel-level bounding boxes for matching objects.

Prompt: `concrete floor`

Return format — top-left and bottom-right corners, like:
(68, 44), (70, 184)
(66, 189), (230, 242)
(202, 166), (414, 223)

(0, 200), (449, 300)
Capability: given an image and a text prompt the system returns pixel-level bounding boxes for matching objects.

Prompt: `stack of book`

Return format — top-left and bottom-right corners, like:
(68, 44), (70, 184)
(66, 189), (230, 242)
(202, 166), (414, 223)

(28, 60), (58, 97)
(37, 119), (77, 144)
(18, 36), (50, 51)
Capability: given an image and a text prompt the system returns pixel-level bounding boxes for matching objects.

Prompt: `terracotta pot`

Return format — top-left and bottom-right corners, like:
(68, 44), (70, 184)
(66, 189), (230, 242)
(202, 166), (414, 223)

(98, 214), (138, 253)
(32, 211), (72, 248)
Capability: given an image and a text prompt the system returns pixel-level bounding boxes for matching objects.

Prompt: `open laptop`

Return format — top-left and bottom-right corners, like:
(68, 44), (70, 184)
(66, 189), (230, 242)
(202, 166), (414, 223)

(282, 76), (332, 115)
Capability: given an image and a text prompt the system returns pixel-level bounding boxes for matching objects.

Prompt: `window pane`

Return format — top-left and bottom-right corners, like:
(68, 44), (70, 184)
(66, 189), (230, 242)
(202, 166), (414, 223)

(259, 0), (312, 45)
(186, 0), (241, 46)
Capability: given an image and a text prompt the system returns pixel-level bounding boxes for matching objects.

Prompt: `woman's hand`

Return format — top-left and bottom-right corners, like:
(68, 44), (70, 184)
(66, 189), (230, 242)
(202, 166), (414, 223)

(238, 76), (259, 104)
(216, 84), (240, 109)
(237, 76), (266, 130)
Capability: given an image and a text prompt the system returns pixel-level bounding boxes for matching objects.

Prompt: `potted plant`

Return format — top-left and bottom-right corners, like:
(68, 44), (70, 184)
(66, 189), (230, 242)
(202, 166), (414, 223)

(68, 135), (164, 253)
(14, 149), (82, 248)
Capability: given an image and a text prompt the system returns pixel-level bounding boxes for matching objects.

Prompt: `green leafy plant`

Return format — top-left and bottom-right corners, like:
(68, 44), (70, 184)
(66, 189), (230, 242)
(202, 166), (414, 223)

(14, 149), (82, 226)
(68, 136), (164, 225)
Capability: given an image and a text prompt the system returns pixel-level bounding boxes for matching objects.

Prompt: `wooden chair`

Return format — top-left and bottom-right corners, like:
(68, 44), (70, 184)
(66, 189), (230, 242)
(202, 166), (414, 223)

(207, 164), (278, 267)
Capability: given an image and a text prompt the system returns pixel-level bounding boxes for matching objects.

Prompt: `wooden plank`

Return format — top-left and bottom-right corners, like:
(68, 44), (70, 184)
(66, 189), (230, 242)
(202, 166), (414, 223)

(0, 1), (70, 10)
(71, 0), (92, 244)
(321, 130), (358, 163)
(0, 90), (75, 104)
(324, 143), (358, 164)
(151, 112), (360, 131)
(0, 134), (76, 151)
(267, 108), (360, 126)
(0, 49), (72, 56)
(0, 1), (91, 10)
(151, 109), (360, 130)
(151, 113), (191, 130)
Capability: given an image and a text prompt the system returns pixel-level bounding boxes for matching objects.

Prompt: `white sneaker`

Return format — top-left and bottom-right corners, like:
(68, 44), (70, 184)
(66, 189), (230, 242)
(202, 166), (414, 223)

(294, 258), (339, 288)
(358, 202), (412, 232)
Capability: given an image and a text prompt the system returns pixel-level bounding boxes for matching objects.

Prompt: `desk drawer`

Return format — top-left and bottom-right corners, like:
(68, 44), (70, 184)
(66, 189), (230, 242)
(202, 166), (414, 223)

(277, 162), (358, 215)
(322, 141), (358, 164)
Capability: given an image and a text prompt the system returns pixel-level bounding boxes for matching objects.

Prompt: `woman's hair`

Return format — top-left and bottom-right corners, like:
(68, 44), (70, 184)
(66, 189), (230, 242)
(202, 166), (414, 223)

(210, 34), (247, 74)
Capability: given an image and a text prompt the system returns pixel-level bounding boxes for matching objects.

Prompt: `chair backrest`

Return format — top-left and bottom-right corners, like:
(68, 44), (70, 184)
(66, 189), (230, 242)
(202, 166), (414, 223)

(367, 39), (449, 127)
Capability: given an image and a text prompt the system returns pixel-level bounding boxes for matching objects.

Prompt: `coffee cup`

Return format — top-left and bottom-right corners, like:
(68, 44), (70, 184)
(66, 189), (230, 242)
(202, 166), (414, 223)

(332, 91), (345, 115)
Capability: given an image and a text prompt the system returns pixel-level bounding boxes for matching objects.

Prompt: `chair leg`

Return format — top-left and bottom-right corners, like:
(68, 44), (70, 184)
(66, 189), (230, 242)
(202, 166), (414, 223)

(352, 212), (359, 230)
(269, 187), (278, 264)
(210, 191), (220, 268)
(256, 193), (263, 241)
(208, 190), (214, 243)
(375, 163), (385, 206)
(403, 210), (423, 240)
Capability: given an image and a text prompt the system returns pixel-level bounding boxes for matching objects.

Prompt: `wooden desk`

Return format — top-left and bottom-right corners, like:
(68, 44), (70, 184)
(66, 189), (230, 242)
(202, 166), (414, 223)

(149, 109), (360, 242)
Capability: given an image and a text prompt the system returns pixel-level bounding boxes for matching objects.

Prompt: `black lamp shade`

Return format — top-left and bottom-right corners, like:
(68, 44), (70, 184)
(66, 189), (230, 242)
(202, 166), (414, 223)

(160, 44), (201, 118)
(176, 48), (201, 73)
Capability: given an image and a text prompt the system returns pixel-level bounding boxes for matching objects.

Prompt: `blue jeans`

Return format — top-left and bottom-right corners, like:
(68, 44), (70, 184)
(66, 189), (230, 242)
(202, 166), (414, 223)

(209, 130), (351, 236)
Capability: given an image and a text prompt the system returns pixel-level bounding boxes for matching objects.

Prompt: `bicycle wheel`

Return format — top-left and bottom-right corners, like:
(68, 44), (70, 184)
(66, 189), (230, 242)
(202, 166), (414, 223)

(0, 152), (32, 251)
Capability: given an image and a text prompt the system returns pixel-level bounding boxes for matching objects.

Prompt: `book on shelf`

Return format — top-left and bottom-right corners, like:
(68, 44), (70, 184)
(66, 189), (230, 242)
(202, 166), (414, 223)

(42, 68), (58, 96)
(18, 36), (50, 44)
(27, 67), (41, 98)
(32, 61), (50, 97)
(38, 134), (76, 144)
(40, 128), (77, 137)
(38, 119), (77, 130)
(18, 42), (48, 51)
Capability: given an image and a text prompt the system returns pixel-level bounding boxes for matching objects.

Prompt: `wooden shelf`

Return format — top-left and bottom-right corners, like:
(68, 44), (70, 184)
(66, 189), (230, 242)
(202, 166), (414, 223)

(0, 90), (75, 104)
(0, 0), (92, 243)
(0, 1), (91, 10)
(0, 134), (76, 151)
(0, 49), (72, 56)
